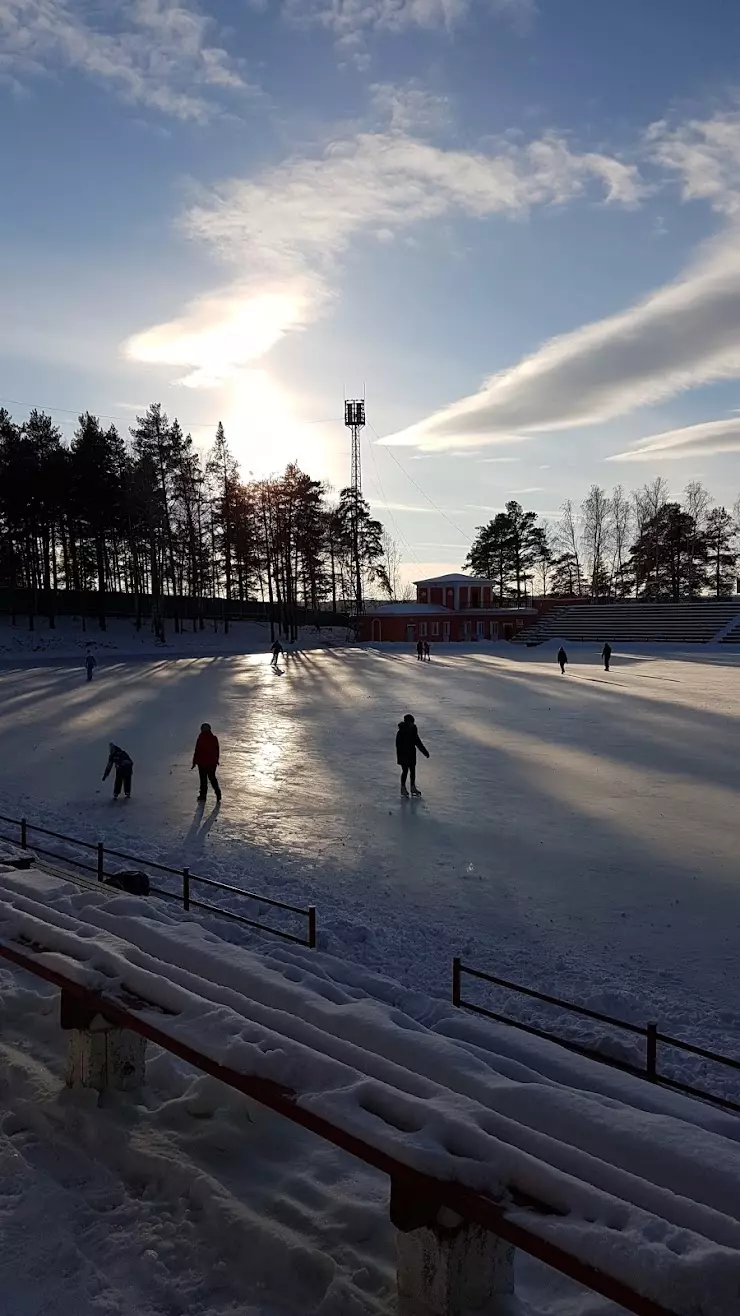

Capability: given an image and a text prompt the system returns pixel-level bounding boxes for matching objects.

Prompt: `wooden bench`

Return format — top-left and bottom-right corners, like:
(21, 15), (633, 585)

(0, 867), (738, 1316)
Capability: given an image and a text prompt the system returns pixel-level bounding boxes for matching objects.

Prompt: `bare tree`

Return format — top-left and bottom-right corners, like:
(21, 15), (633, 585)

(632, 477), (669, 595)
(581, 484), (612, 596)
(683, 480), (712, 597)
(378, 530), (404, 600)
(610, 484), (633, 596)
(554, 500), (583, 594)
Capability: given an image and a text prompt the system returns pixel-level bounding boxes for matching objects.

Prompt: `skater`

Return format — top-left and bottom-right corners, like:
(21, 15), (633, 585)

(602, 642), (612, 672)
(84, 652), (96, 682)
(416, 639), (423, 661)
(423, 640), (431, 662)
(270, 638), (283, 668)
(102, 742), (133, 799)
(396, 713), (430, 798)
(557, 645), (568, 675)
(191, 722), (221, 803)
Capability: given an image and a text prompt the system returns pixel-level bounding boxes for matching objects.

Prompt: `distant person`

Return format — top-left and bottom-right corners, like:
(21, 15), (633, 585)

(191, 722), (222, 803)
(602, 642), (612, 672)
(84, 653), (96, 682)
(557, 646), (568, 675)
(396, 713), (430, 798)
(102, 743), (133, 799)
(270, 639), (283, 668)
(416, 639), (423, 661)
(423, 640), (431, 662)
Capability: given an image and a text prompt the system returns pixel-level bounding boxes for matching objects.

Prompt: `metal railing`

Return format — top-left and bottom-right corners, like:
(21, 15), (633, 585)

(453, 958), (740, 1115)
(0, 812), (316, 949)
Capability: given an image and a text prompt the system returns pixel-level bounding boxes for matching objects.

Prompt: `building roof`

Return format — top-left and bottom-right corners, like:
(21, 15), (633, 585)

(363, 602), (453, 615)
(413, 573), (493, 586)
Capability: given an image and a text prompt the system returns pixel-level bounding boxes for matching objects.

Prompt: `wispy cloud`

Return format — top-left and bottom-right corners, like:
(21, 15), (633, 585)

(608, 416), (740, 462)
(382, 229), (740, 450)
(0, 0), (251, 120)
(647, 110), (740, 216)
(279, 0), (537, 53)
(126, 111), (642, 386)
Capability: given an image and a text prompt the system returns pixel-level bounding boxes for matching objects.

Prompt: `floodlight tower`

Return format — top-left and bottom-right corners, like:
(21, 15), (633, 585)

(344, 399), (366, 617)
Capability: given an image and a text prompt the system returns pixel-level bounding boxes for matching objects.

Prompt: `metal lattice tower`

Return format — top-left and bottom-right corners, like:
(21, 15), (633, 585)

(344, 400), (366, 617)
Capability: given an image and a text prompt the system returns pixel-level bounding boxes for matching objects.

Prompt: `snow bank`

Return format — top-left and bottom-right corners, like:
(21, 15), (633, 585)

(0, 615), (348, 662)
(1, 868), (740, 1313)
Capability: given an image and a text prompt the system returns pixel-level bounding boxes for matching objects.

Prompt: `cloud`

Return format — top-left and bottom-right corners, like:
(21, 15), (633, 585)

(129, 114), (640, 385)
(647, 110), (740, 216)
(124, 283), (315, 386)
(280, 0), (537, 49)
(381, 229), (740, 450)
(608, 416), (740, 462)
(0, 0), (250, 120)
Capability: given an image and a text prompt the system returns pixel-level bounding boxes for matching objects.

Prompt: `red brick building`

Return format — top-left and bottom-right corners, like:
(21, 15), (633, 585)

(357, 573), (537, 643)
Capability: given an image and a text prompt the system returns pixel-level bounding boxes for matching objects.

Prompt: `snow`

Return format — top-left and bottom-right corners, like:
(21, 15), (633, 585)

(2, 640), (740, 1311)
(2, 867), (740, 1313)
(0, 615), (348, 661)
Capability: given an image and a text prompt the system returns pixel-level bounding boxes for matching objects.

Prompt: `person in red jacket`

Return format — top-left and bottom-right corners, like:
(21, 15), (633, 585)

(191, 723), (222, 803)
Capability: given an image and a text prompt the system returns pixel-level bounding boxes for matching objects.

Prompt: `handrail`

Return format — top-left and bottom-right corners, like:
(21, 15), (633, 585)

(0, 811), (316, 949)
(0, 934), (697, 1316)
(453, 958), (740, 1115)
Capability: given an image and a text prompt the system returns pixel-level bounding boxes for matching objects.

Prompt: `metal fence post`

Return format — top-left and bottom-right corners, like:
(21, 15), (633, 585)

(183, 867), (190, 912)
(308, 906), (316, 949)
(646, 1023), (658, 1081)
(20, 818), (27, 849)
(97, 842), (104, 882)
(452, 957), (462, 1007)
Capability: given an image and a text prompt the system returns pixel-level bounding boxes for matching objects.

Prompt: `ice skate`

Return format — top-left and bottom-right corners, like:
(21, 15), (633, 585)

(401, 786), (410, 798)
(411, 787), (422, 797)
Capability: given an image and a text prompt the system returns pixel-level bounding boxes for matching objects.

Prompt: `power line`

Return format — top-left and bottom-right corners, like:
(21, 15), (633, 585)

(0, 395), (338, 433)
(368, 422), (471, 546)
(364, 430), (421, 565)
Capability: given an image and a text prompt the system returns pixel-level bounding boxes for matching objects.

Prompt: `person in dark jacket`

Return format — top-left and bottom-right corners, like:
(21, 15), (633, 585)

(395, 713), (429, 798)
(557, 646), (568, 675)
(602, 642), (612, 672)
(270, 639), (283, 667)
(423, 640), (431, 662)
(103, 743), (133, 799)
(84, 653), (96, 682)
(416, 639), (423, 661)
(191, 722), (221, 802)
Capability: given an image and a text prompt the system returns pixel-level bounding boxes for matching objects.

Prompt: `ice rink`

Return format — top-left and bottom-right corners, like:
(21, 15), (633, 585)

(1, 643), (739, 1044)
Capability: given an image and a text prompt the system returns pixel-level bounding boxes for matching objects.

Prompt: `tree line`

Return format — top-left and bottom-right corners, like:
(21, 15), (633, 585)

(0, 403), (389, 636)
(466, 479), (740, 601)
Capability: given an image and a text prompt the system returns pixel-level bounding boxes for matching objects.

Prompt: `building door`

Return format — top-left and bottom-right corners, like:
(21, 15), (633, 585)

(462, 620), (471, 639)
(406, 624), (416, 643)
(490, 621), (499, 640)
(372, 619), (381, 642)
(476, 620), (485, 638)
(443, 620), (450, 640)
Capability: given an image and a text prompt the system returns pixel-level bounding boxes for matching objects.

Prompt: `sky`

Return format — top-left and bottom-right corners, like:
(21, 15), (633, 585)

(3, 0), (740, 580)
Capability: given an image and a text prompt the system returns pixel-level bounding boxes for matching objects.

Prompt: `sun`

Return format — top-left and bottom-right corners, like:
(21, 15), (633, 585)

(222, 369), (333, 478)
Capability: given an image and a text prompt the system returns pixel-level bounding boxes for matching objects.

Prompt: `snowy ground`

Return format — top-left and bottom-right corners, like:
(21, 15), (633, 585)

(1, 640), (740, 1313)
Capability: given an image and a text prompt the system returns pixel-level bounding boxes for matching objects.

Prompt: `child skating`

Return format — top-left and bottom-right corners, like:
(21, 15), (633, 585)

(557, 645), (568, 675)
(395, 713), (430, 798)
(102, 742), (133, 799)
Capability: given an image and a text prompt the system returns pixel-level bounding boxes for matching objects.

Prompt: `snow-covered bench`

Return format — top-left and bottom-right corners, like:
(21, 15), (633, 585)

(0, 867), (739, 1316)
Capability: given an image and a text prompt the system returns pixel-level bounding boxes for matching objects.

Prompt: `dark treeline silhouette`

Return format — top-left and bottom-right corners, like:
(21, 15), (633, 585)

(0, 403), (387, 638)
(466, 479), (740, 602)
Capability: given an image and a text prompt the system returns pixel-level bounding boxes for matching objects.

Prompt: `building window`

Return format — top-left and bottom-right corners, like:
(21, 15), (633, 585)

(476, 620), (484, 636)
(419, 622), (428, 637)
(431, 621), (439, 637)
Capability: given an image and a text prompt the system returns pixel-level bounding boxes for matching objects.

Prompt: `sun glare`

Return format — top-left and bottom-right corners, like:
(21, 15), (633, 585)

(222, 370), (333, 478)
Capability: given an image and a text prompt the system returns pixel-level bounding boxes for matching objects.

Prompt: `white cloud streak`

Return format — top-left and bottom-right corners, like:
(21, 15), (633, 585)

(127, 117), (640, 386)
(0, 0), (250, 119)
(382, 229), (740, 450)
(608, 416), (740, 462)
